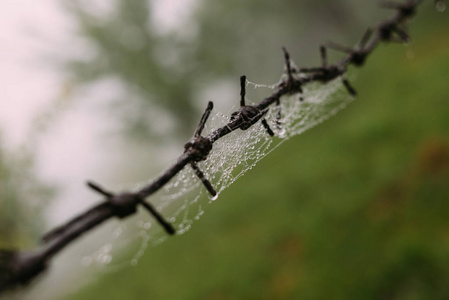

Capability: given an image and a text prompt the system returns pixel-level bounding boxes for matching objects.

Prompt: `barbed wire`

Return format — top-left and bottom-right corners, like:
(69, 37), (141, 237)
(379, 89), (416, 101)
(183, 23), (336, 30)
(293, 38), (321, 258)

(0, 0), (441, 294)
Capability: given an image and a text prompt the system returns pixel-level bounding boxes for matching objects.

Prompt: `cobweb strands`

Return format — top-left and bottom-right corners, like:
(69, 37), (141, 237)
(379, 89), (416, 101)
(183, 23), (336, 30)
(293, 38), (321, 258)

(0, 0), (435, 294)
(134, 75), (352, 238)
(86, 74), (353, 270)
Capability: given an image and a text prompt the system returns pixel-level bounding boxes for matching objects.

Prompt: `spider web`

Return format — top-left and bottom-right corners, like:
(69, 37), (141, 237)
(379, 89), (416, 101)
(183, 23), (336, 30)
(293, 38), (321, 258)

(80, 74), (354, 271)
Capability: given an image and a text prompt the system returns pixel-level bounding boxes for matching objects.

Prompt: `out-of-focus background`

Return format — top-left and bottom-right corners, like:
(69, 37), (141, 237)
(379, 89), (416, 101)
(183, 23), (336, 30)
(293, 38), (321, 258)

(1, 0), (449, 299)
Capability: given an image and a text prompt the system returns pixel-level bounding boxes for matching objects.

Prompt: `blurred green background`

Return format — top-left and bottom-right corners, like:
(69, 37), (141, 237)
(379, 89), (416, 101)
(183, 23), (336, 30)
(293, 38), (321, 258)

(2, 0), (449, 299)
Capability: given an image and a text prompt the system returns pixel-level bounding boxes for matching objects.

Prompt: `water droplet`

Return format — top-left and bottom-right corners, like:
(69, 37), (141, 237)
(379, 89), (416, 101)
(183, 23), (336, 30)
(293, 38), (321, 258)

(100, 254), (112, 265)
(81, 256), (92, 267)
(112, 227), (122, 239)
(278, 129), (287, 138)
(101, 244), (112, 253)
(436, 1), (446, 12)
(210, 193), (218, 201)
(143, 222), (152, 230)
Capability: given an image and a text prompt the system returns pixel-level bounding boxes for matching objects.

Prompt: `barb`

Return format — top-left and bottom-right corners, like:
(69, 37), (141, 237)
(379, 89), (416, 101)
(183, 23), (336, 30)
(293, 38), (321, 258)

(0, 0), (433, 294)
(184, 101), (217, 197)
(230, 75), (274, 136)
(326, 28), (373, 66)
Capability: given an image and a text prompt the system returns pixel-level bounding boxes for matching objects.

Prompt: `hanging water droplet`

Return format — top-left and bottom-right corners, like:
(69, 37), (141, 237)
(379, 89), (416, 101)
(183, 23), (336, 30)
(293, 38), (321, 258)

(112, 227), (123, 239)
(210, 193), (218, 201)
(100, 254), (112, 265)
(435, 1), (446, 12)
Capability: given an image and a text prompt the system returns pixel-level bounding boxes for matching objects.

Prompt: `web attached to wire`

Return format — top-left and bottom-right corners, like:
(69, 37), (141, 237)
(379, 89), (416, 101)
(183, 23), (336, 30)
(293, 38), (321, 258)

(81, 74), (354, 271)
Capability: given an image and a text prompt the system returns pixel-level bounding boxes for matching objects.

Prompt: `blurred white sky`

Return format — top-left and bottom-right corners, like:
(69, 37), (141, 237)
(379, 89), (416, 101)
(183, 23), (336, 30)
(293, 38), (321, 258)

(0, 0), (119, 229)
(0, 0), (197, 227)
(0, 0), (65, 146)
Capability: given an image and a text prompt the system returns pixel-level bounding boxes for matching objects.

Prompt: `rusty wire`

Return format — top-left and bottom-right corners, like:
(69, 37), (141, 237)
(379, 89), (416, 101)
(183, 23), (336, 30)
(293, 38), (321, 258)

(0, 0), (435, 293)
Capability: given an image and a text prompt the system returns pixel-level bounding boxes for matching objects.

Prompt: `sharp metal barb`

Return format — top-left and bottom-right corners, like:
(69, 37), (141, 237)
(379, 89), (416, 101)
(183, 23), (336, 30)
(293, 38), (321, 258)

(342, 78), (357, 97)
(394, 26), (410, 42)
(86, 181), (114, 198)
(275, 99), (282, 129)
(326, 42), (352, 54)
(240, 75), (246, 107)
(190, 162), (217, 197)
(261, 119), (275, 136)
(140, 201), (176, 235)
(320, 45), (328, 67)
(195, 101), (214, 137)
(359, 28), (373, 48)
(282, 47), (294, 80)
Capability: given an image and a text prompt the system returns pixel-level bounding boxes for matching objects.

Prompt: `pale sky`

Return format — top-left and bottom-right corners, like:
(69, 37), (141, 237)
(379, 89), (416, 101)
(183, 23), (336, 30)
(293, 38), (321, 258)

(0, 0), (197, 226)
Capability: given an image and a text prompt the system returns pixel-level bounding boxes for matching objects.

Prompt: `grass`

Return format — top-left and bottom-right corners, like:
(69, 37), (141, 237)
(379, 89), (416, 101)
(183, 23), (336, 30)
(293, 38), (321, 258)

(62, 11), (449, 300)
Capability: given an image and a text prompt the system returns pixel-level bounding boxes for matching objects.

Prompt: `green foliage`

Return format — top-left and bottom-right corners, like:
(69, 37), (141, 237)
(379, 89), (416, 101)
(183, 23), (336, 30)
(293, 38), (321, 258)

(61, 7), (449, 300)
(0, 143), (54, 249)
